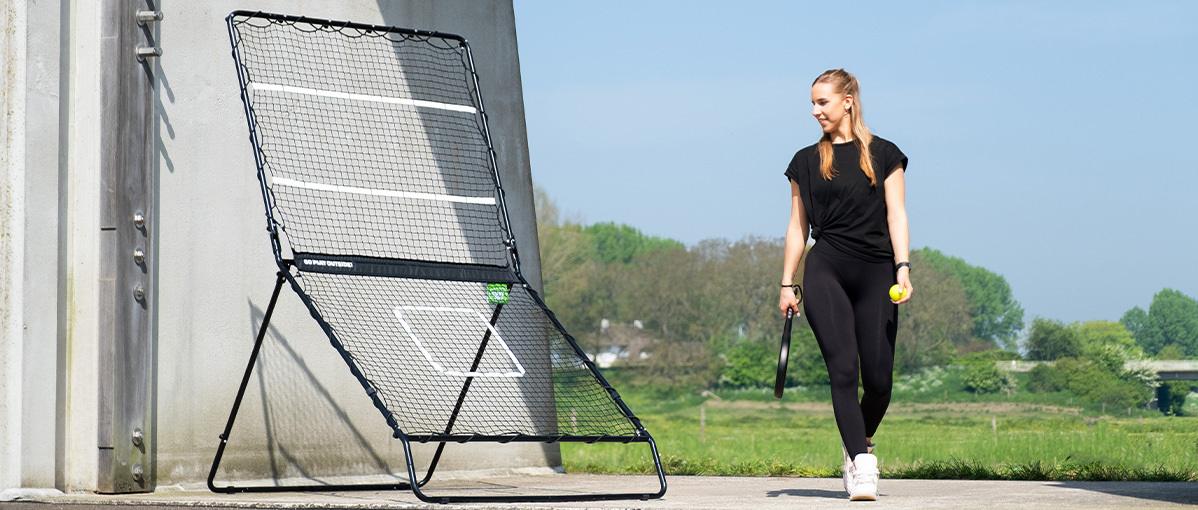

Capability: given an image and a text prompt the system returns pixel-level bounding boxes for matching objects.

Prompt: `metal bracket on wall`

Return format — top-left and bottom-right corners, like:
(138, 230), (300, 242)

(136, 46), (163, 61)
(97, 0), (158, 494)
(136, 10), (163, 24)
(135, 10), (163, 62)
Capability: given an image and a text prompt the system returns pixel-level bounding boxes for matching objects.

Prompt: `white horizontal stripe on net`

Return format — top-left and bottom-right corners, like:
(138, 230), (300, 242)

(272, 177), (496, 205)
(250, 82), (478, 114)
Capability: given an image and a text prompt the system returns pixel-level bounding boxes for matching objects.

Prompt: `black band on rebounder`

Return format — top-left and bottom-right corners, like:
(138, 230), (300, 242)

(294, 253), (519, 283)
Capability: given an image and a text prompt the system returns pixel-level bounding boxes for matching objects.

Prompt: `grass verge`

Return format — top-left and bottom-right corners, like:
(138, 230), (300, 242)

(562, 380), (1198, 482)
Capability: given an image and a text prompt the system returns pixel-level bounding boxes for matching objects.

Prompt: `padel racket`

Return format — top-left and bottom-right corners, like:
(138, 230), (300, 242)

(775, 285), (802, 399)
(774, 309), (793, 398)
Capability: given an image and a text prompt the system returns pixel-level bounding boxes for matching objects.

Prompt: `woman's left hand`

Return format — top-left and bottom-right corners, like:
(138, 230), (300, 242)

(893, 268), (913, 305)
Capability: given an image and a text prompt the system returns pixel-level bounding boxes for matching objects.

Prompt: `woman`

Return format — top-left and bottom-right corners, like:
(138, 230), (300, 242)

(778, 68), (912, 502)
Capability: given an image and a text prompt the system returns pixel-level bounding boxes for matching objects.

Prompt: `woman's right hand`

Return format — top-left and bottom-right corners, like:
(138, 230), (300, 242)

(779, 286), (800, 317)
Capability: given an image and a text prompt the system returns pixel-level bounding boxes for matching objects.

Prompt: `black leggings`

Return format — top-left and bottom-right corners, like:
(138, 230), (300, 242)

(803, 242), (897, 460)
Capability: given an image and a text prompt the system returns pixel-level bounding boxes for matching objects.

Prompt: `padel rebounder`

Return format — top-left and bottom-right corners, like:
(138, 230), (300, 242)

(208, 11), (666, 503)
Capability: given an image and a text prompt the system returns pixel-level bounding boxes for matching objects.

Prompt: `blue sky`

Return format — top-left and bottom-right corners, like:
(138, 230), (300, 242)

(512, 1), (1198, 326)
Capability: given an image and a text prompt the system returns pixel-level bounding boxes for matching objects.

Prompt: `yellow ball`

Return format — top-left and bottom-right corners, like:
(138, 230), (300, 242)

(889, 284), (906, 301)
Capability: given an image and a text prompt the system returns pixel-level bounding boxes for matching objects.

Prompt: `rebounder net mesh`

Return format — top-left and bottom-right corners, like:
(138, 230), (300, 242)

(229, 13), (640, 440)
(294, 273), (636, 438)
(234, 14), (506, 265)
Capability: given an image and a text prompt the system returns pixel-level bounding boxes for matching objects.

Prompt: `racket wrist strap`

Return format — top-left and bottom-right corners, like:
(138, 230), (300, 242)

(782, 283), (803, 303)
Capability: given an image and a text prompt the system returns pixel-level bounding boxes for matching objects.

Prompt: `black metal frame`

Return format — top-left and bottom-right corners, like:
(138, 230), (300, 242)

(209, 11), (666, 503)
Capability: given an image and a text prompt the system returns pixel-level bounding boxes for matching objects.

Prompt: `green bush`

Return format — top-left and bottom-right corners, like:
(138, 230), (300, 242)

(963, 363), (1017, 394)
(719, 340), (775, 389)
(1027, 363), (1067, 393)
(718, 329), (829, 389)
(1091, 343), (1136, 373)
(1054, 357), (1152, 410)
(1026, 317), (1083, 360)
(1159, 381), (1193, 416)
(893, 365), (949, 393)
(1088, 380), (1148, 410)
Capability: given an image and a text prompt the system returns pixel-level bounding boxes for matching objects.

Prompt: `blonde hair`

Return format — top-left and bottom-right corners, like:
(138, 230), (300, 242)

(813, 69), (875, 185)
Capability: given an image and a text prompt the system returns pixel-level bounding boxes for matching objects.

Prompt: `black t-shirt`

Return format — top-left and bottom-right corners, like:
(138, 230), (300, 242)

(784, 136), (908, 262)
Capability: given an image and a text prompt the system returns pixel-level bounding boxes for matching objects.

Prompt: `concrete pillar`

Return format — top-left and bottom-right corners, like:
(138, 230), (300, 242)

(1, 0), (65, 491)
(0, 0), (29, 490)
(59, 0), (106, 492)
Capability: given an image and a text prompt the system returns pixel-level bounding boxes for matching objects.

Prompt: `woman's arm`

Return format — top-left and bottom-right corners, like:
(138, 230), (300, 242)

(885, 166), (913, 304)
(780, 179), (810, 315)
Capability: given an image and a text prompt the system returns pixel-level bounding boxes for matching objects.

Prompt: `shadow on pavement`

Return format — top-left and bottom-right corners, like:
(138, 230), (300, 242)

(766, 488), (847, 500)
(1051, 481), (1198, 506)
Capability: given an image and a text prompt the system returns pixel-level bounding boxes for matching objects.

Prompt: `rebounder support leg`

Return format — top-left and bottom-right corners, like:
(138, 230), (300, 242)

(415, 286), (508, 485)
(207, 272), (431, 493)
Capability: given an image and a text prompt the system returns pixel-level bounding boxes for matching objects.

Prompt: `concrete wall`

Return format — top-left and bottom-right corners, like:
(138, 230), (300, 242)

(1, 0), (550, 492)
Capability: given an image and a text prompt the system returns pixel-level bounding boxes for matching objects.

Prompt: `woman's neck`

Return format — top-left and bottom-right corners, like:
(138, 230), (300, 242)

(831, 125), (854, 144)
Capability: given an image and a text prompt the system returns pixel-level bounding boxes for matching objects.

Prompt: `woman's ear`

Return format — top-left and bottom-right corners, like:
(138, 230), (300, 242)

(843, 94), (854, 112)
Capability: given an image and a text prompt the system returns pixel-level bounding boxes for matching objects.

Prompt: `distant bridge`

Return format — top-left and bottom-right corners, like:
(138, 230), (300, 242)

(1144, 361), (1198, 381)
(998, 360), (1198, 381)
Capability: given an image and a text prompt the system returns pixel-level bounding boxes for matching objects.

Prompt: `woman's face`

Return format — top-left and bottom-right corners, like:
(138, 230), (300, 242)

(811, 82), (852, 134)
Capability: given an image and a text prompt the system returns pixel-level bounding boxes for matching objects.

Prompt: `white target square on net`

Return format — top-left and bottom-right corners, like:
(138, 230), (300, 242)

(393, 305), (525, 378)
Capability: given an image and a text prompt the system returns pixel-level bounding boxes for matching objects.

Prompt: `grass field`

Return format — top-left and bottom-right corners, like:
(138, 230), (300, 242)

(563, 368), (1198, 481)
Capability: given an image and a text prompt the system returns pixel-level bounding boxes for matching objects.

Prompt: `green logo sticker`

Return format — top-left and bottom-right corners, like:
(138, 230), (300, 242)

(486, 283), (510, 304)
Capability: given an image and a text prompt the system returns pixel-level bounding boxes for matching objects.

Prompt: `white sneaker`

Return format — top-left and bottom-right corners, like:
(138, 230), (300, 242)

(849, 453), (879, 501)
(841, 444), (856, 494)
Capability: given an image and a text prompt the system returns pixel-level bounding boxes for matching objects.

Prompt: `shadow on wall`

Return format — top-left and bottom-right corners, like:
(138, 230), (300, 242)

(153, 55), (175, 174)
(374, 0), (561, 470)
(226, 298), (407, 482)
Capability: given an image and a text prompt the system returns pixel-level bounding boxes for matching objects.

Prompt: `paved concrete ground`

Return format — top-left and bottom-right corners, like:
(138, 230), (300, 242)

(3, 475), (1197, 510)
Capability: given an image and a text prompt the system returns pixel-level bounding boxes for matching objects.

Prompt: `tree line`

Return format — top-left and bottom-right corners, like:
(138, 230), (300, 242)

(534, 189), (1198, 410)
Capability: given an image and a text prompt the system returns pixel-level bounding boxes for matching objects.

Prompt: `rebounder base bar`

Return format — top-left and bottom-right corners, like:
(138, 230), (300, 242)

(207, 272), (667, 503)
